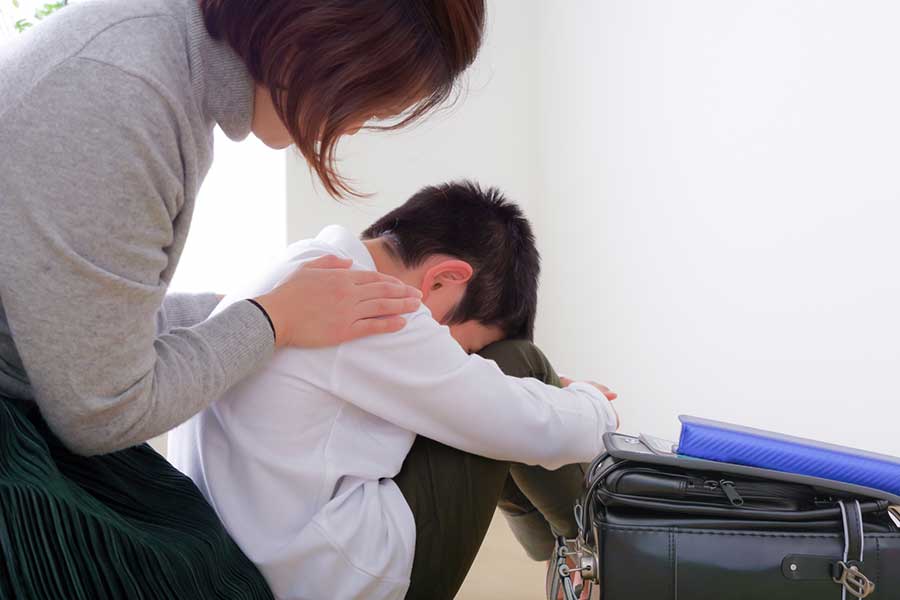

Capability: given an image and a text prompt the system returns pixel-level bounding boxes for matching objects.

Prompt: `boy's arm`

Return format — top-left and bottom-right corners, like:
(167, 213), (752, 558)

(325, 309), (618, 470)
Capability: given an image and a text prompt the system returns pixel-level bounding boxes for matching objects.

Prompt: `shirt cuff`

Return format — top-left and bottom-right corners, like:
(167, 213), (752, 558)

(567, 381), (620, 447)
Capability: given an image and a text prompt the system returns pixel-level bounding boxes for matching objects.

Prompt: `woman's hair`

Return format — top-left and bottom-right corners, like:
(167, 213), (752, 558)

(199, 0), (486, 197)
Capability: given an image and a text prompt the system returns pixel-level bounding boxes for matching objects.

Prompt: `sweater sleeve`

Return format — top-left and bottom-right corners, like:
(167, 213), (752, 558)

(158, 293), (223, 332)
(0, 58), (274, 455)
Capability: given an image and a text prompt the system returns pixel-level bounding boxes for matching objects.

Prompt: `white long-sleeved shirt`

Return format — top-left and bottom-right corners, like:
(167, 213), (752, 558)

(168, 225), (618, 600)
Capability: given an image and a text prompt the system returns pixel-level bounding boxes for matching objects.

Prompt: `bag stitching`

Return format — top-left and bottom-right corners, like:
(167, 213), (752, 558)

(601, 525), (900, 540)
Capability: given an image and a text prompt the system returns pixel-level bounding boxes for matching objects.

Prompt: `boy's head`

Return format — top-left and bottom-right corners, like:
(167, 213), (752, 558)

(361, 181), (540, 353)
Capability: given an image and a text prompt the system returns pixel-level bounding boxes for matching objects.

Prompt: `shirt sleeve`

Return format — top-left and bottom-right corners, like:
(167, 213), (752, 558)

(0, 58), (274, 456)
(326, 309), (617, 470)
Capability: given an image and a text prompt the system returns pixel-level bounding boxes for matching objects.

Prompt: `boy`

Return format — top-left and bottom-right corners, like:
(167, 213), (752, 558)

(169, 181), (618, 599)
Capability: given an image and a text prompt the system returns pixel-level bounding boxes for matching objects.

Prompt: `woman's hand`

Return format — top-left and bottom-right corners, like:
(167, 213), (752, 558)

(253, 255), (422, 348)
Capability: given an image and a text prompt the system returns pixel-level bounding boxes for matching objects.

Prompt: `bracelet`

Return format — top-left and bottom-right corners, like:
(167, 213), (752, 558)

(246, 299), (276, 343)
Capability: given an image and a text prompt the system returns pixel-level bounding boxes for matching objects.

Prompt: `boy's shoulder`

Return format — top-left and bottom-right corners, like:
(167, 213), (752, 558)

(285, 225), (376, 272)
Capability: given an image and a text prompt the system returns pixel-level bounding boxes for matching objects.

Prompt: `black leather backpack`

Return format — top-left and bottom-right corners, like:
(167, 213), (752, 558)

(548, 433), (900, 600)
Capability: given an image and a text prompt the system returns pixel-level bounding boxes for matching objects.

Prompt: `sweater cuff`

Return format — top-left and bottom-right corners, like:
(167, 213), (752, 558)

(194, 299), (276, 391)
(245, 298), (277, 343)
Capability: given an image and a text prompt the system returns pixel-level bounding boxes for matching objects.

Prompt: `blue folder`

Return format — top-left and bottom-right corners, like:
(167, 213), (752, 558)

(677, 415), (900, 498)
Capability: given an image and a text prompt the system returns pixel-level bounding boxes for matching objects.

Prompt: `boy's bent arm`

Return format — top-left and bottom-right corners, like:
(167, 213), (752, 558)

(328, 310), (617, 469)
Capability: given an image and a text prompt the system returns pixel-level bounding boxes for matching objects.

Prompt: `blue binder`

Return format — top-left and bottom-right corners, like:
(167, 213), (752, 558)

(677, 415), (900, 498)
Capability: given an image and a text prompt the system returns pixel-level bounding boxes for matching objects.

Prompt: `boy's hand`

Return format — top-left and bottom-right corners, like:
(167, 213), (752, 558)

(561, 377), (620, 430)
(560, 377), (617, 401)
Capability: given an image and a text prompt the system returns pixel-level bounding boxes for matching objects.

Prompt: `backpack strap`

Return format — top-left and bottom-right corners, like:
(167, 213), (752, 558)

(833, 500), (875, 599)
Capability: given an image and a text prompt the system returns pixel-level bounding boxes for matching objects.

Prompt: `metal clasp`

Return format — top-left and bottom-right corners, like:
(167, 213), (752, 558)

(889, 505), (900, 528)
(552, 536), (597, 600)
(833, 561), (876, 599)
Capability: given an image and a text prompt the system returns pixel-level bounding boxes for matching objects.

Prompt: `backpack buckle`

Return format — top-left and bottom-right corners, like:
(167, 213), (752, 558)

(833, 561), (876, 599)
(889, 505), (900, 528)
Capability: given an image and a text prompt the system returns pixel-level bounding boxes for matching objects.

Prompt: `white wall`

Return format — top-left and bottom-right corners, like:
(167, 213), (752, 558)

(534, 1), (900, 454)
(171, 130), (286, 294)
(197, 0), (900, 458)
(285, 0), (540, 240)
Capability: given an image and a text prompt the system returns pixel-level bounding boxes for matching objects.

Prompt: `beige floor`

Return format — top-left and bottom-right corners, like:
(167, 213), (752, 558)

(457, 511), (547, 600)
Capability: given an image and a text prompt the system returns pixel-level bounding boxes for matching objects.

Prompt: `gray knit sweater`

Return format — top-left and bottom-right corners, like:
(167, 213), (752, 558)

(0, 0), (275, 455)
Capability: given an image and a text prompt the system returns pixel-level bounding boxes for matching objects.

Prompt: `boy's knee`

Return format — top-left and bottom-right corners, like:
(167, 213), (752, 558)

(477, 340), (559, 385)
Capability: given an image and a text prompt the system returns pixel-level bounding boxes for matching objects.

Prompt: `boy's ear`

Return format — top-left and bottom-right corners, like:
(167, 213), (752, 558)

(422, 259), (473, 296)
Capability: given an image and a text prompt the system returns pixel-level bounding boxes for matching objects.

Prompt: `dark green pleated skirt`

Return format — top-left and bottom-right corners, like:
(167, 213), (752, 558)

(0, 397), (274, 600)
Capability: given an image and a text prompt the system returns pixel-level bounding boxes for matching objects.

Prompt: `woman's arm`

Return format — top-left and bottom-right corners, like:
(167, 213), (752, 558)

(158, 293), (223, 332)
(0, 59), (277, 455)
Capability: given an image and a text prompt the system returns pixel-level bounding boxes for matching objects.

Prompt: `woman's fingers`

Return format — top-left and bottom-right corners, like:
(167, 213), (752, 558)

(346, 316), (407, 341)
(357, 281), (423, 301)
(256, 255), (422, 348)
(347, 269), (405, 286)
(303, 254), (353, 270)
(301, 256), (419, 298)
(354, 297), (422, 320)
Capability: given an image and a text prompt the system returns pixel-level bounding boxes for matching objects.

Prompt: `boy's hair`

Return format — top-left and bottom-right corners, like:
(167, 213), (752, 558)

(362, 181), (540, 340)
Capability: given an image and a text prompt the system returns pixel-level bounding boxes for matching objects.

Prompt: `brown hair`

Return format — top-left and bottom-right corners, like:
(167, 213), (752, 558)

(200, 0), (486, 197)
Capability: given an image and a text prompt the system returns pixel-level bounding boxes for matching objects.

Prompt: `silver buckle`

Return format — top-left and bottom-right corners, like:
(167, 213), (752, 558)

(833, 561), (876, 599)
(552, 536), (597, 600)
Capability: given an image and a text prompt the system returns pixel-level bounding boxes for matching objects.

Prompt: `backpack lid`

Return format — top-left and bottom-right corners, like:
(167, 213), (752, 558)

(604, 431), (900, 505)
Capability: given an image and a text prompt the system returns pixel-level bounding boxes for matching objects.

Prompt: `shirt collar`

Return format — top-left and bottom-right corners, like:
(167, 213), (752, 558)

(315, 225), (377, 271)
(185, 0), (255, 141)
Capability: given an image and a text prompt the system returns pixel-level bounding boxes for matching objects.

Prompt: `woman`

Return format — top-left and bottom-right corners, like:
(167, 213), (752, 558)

(0, 0), (484, 597)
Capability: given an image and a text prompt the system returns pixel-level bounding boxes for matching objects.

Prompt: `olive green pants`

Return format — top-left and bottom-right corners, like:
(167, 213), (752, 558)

(395, 340), (586, 600)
